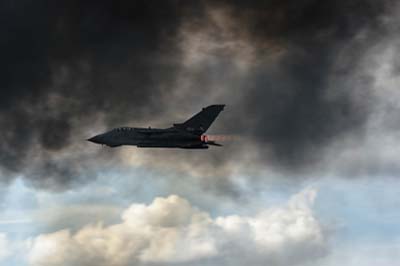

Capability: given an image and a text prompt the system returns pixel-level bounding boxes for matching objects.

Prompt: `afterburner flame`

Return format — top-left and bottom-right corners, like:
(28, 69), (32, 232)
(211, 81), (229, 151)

(201, 135), (240, 142)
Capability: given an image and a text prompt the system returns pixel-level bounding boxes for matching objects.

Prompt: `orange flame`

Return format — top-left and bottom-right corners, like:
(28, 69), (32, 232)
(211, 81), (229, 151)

(201, 135), (240, 142)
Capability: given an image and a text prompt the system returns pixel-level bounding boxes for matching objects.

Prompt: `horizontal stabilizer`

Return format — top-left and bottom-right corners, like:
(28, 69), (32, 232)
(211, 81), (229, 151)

(206, 141), (223, 147)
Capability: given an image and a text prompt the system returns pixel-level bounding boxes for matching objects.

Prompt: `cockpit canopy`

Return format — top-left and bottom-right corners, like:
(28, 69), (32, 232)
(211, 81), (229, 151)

(114, 127), (134, 132)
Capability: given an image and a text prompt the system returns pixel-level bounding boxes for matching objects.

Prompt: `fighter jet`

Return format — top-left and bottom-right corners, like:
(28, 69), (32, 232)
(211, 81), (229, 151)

(87, 105), (225, 149)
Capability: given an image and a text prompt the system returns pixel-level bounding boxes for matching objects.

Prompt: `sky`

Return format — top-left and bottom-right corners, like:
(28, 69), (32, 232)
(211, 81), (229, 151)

(1, 0), (400, 265)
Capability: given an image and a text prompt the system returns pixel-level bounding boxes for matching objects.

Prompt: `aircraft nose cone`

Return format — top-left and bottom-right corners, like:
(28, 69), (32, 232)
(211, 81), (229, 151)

(87, 135), (102, 144)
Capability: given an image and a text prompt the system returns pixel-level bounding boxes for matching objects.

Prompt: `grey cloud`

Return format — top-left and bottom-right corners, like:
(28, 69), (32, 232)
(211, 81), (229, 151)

(0, 0), (396, 190)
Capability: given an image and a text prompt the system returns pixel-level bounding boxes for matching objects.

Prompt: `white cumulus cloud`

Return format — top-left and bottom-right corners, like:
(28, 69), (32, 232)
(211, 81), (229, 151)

(0, 233), (12, 262)
(28, 189), (327, 266)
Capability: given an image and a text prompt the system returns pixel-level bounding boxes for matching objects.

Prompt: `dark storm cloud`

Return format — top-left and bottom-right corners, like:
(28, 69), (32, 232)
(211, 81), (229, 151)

(217, 0), (388, 170)
(0, 0), (392, 189)
(166, 0), (390, 174)
(0, 0), (192, 187)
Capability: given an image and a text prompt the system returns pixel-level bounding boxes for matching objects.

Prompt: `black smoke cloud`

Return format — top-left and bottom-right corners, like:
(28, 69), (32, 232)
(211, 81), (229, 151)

(209, 0), (386, 168)
(0, 0), (392, 189)
(0, 0), (189, 188)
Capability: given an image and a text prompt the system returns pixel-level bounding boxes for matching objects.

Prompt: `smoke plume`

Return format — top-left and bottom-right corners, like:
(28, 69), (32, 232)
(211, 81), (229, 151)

(0, 0), (395, 189)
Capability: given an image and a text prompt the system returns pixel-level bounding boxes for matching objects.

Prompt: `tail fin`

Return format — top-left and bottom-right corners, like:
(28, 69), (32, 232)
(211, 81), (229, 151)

(173, 105), (225, 135)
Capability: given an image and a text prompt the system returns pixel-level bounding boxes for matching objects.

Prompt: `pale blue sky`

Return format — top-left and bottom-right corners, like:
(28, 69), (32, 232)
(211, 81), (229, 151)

(1, 169), (399, 266)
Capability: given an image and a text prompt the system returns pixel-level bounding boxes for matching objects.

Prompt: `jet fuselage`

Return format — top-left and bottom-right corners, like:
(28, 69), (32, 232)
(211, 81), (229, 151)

(89, 127), (210, 149)
(87, 105), (225, 149)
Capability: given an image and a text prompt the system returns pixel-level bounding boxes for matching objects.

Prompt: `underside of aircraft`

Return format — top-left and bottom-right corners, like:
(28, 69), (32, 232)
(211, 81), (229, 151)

(88, 105), (225, 149)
